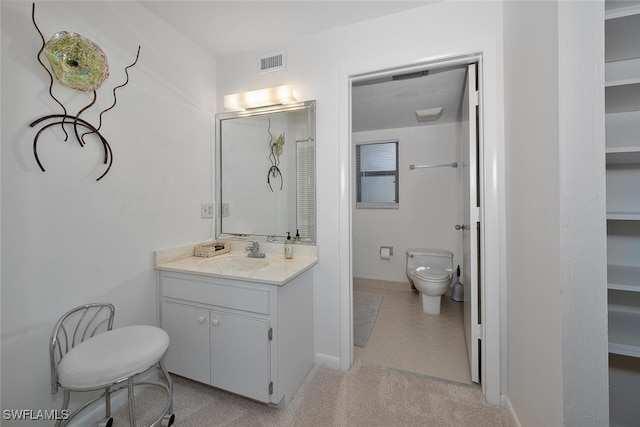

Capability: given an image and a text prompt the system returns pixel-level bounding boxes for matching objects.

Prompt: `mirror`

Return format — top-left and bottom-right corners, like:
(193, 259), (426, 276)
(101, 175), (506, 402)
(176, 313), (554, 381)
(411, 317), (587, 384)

(215, 100), (316, 243)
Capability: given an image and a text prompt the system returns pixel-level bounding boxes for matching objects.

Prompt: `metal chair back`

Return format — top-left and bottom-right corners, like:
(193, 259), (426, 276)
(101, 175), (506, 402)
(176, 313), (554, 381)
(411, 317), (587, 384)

(49, 303), (115, 393)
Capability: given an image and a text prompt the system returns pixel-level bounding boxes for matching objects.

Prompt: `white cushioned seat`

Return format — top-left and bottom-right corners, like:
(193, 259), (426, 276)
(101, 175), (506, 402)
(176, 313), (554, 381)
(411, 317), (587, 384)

(58, 325), (169, 390)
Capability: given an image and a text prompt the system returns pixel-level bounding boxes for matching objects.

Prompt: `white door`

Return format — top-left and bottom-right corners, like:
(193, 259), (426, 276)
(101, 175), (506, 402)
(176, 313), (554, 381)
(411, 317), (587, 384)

(461, 63), (481, 383)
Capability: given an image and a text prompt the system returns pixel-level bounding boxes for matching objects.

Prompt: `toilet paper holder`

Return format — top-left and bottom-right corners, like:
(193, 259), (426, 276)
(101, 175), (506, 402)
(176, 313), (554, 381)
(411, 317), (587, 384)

(380, 246), (393, 259)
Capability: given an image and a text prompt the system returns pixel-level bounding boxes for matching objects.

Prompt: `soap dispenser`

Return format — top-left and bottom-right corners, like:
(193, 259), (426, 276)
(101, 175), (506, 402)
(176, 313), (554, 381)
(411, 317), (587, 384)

(284, 232), (293, 259)
(294, 229), (301, 244)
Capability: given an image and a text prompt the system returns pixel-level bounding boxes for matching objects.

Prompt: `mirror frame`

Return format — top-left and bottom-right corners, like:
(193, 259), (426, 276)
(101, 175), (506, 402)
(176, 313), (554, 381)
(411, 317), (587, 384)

(215, 100), (316, 243)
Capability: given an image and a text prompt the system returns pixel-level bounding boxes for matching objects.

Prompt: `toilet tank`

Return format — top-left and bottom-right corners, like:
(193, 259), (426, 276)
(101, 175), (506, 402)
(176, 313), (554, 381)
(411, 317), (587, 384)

(406, 248), (453, 272)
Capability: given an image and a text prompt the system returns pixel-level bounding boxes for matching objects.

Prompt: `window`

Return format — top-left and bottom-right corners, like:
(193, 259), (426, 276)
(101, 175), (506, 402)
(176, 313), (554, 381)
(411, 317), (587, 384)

(356, 140), (399, 209)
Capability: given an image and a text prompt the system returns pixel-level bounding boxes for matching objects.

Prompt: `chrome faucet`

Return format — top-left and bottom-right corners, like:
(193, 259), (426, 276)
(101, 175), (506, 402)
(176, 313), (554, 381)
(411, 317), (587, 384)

(245, 241), (266, 258)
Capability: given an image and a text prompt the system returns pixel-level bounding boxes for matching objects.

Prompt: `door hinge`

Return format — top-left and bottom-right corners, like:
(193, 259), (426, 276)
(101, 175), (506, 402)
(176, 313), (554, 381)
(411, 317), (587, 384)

(269, 381), (273, 395)
(475, 324), (483, 340)
(475, 206), (481, 223)
(472, 89), (479, 107)
(268, 328), (273, 340)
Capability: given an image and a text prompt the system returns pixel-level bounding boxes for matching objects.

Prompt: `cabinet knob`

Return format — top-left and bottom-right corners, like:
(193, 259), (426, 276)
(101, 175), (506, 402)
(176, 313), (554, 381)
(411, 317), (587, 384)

(211, 318), (219, 326)
(197, 316), (206, 324)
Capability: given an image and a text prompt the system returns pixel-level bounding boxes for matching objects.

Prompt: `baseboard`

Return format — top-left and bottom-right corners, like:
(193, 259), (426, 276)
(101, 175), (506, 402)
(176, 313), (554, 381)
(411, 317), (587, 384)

(314, 353), (341, 369)
(67, 390), (129, 427)
(353, 277), (412, 292)
(501, 394), (522, 427)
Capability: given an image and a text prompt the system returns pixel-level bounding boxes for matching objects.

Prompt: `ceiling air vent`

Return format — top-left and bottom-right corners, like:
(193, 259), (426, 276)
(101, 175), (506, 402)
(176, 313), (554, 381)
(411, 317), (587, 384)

(258, 52), (285, 74)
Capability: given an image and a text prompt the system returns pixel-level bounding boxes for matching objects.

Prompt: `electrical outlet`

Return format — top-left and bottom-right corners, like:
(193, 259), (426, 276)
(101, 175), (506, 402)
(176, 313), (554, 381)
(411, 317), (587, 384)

(201, 203), (213, 219)
(221, 203), (230, 217)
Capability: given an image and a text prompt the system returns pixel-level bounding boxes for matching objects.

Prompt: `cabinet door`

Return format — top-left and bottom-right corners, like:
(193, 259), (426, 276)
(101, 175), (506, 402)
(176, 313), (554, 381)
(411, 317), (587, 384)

(210, 311), (271, 402)
(161, 302), (211, 384)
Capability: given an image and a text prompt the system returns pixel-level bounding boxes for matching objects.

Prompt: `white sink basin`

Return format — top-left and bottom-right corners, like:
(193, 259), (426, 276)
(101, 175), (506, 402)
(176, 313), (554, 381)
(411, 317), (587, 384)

(197, 255), (268, 272)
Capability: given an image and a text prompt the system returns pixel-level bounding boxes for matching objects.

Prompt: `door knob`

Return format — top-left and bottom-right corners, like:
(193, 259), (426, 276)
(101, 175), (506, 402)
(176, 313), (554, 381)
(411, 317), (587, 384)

(197, 316), (206, 324)
(211, 319), (219, 326)
(455, 224), (464, 230)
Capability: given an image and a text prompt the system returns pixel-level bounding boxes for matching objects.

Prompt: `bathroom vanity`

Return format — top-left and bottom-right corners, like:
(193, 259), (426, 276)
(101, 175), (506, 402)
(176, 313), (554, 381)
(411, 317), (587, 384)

(154, 99), (319, 407)
(155, 242), (317, 407)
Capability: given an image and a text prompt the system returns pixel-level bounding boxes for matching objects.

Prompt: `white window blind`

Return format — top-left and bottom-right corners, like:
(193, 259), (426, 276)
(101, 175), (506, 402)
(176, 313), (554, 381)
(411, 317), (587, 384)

(297, 139), (316, 241)
(356, 140), (399, 209)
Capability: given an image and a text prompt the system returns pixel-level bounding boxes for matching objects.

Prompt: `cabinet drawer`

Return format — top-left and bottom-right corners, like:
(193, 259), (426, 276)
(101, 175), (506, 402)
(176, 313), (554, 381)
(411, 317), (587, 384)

(162, 275), (271, 315)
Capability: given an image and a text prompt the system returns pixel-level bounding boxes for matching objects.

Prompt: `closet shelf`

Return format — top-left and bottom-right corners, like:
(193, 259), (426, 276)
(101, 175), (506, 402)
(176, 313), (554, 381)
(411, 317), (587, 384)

(608, 309), (640, 358)
(605, 57), (640, 86)
(608, 265), (640, 292)
(607, 212), (640, 221)
(605, 3), (640, 20)
(605, 83), (640, 114)
(606, 147), (640, 164)
(605, 11), (640, 64)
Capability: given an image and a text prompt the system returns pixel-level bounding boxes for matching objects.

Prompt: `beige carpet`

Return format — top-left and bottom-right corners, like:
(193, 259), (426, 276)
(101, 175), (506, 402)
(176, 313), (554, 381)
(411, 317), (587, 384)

(112, 362), (514, 427)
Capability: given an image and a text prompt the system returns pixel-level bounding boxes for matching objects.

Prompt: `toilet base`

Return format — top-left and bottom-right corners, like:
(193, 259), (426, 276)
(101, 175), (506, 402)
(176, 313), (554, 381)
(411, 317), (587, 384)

(421, 293), (442, 314)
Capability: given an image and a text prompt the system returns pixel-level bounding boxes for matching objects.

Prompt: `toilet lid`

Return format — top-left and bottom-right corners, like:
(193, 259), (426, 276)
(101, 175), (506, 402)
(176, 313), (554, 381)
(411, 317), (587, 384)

(415, 266), (449, 281)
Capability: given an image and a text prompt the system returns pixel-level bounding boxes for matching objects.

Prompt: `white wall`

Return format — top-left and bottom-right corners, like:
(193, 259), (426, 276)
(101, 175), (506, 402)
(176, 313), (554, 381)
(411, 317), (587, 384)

(216, 1), (505, 397)
(557, 2), (608, 425)
(1, 2), (216, 421)
(503, 1), (608, 426)
(503, 3), (563, 424)
(352, 124), (462, 283)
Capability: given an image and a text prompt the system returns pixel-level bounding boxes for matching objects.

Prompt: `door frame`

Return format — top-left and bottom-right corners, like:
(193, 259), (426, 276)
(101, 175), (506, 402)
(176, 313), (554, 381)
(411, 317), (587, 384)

(338, 51), (504, 405)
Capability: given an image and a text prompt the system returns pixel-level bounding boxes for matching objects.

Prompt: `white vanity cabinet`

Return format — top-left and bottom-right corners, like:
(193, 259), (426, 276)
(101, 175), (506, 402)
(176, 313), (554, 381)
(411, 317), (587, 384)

(605, 2), (640, 425)
(158, 268), (313, 407)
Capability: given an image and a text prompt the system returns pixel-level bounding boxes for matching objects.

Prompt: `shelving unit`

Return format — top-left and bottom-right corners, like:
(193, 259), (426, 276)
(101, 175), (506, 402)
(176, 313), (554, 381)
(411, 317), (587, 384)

(605, 2), (640, 425)
(605, 1), (640, 353)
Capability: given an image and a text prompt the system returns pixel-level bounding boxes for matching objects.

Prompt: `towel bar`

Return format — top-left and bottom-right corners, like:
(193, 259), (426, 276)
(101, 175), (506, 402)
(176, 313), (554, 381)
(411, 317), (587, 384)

(409, 162), (458, 170)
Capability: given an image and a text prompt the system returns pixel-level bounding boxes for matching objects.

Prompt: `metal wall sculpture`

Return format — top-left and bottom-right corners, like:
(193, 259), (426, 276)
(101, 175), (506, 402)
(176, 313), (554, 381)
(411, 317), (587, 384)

(29, 3), (140, 181)
(267, 118), (285, 191)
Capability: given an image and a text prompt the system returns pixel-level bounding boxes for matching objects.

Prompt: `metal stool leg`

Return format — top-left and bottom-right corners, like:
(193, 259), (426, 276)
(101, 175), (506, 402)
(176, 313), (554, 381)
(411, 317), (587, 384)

(105, 387), (111, 418)
(55, 390), (70, 427)
(160, 361), (173, 414)
(97, 388), (114, 427)
(128, 377), (137, 427)
(159, 361), (175, 426)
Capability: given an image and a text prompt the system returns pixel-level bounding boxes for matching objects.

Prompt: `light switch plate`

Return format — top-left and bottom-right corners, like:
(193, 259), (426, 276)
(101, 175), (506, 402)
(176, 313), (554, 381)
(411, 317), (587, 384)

(201, 203), (213, 219)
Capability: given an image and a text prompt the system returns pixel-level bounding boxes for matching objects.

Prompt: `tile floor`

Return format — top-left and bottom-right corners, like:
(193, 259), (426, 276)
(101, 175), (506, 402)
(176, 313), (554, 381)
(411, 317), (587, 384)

(353, 286), (474, 385)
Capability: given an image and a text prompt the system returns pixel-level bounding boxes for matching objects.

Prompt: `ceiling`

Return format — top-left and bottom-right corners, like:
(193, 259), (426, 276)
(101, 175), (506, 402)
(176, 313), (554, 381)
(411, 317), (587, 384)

(141, 1), (465, 132)
(352, 66), (468, 132)
(141, 1), (431, 57)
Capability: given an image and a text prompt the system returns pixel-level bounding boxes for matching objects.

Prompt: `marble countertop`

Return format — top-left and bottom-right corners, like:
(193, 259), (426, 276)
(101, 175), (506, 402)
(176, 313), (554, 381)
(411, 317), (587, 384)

(155, 240), (318, 286)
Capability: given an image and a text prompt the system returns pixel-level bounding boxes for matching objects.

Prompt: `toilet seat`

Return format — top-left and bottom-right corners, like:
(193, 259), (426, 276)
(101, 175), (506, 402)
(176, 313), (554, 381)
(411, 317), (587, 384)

(415, 266), (448, 282)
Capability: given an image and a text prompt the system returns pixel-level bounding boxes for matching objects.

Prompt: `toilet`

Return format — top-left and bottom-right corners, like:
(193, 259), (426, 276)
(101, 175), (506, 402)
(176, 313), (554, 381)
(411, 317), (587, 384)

(406, 248), (454, 314)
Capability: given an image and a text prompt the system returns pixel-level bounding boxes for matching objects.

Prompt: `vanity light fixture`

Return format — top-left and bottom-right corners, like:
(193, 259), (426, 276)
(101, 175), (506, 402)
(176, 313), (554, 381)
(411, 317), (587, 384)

(224, 85), (296, 110)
